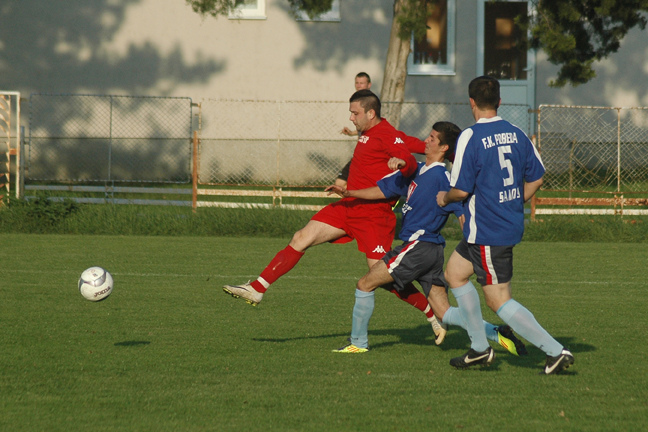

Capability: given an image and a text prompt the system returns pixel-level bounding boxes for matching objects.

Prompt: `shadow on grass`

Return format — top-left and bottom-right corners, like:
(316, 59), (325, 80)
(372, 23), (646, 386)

(254, 328), (592, 374)
(114, 340), (151, 347)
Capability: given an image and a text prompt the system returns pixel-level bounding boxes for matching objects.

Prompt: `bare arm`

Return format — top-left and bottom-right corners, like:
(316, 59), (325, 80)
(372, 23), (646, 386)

(436, 188), (469, 207)
(325, 185), (386, 200)
(524, 178), (543, 202)
(340, 127), (358, 136)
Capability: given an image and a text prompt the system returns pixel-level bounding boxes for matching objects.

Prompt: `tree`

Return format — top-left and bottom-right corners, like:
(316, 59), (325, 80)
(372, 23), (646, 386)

(526, 0), (648, 87)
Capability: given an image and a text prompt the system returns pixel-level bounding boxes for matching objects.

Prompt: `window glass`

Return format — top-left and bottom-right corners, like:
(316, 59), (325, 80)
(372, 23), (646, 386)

(228, 0), (266, 20)
(484, 2), (527, 80)
(408, 0), (455, 75)
(295, 0), (341, 22)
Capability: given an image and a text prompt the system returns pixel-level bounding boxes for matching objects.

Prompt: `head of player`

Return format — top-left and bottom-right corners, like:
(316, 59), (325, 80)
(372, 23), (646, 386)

(468, 76), (501, 120)
(354, 72), (371, 91)
(349, 89), (381, 134)
(425, 121), (461, 164)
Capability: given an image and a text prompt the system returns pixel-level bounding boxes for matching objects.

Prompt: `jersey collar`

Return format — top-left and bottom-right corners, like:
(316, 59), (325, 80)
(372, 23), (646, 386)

(476, 116), (502, 124)
(419, 161), (445, 175)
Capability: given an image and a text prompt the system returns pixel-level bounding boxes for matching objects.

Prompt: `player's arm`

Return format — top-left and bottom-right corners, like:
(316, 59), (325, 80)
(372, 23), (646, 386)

(437, 188), (469, 207)
(403, 135), (425, 154)
(325, 185), (386, 200)
(388, 145), (418, 177)
(340, 127), (359, 136)
(524, 178), (543, 202)
(334, 160), (352, 188)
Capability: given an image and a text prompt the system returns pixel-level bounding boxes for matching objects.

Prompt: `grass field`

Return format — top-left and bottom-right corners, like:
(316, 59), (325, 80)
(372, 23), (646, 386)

(2, 234), (647, 431)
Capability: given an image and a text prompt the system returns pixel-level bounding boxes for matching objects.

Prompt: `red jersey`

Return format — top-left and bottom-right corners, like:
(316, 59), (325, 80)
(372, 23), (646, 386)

(346, 119), (419, 194)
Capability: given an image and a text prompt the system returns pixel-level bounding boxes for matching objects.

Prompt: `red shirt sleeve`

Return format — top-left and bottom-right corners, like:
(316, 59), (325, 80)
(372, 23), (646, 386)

(404, 135), (425, 154)
(385, 137), (418, 178)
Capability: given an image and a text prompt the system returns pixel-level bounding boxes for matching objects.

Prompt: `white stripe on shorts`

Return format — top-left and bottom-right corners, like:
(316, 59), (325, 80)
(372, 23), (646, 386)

(482, 245), (498, 285)
(387, 241), (419, 274)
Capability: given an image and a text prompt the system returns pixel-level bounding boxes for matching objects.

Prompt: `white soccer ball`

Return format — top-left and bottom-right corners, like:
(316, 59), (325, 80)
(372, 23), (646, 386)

(78, 267), (114, 301)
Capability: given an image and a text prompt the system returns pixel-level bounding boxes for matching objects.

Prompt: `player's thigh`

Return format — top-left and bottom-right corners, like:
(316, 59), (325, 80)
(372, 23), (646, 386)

(357, 260), (393, 292)
(385, 241), (443, 295)
(289, 220), (346, 250)
(445, 249), (475, 288)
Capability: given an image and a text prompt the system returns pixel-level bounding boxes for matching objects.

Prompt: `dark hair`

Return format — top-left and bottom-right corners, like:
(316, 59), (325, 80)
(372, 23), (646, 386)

(356, 72), (371, 83)
(468, 76), (500, 110)
(350, 89), (381, 118)
(432, 121), (461, 161)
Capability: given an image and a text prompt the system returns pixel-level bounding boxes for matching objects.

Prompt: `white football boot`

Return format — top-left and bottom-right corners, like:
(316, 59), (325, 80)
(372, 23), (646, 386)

(428, 315), (448, 345)
(223, 282), (264, 306)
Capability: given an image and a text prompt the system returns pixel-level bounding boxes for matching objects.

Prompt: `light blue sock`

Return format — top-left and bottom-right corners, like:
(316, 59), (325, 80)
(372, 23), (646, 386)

(483, 322), (499, 342)
(451, 282), (489, 352)
(442, 306), (499, 342)
(497, 299), (563, 356)
(350, 289), (375, 349)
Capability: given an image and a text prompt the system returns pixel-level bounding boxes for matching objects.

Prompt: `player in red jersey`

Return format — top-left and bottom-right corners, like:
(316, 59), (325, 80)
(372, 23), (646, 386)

(223, 90), (446, 338)
(336, 72), (424, 187)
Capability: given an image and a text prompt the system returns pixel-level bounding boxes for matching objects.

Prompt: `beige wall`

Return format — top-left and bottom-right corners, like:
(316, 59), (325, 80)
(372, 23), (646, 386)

(2, 0), (647, 108)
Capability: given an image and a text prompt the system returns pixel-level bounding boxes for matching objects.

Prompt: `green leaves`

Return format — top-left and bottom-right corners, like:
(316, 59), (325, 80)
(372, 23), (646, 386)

(527, 0), (648, 87)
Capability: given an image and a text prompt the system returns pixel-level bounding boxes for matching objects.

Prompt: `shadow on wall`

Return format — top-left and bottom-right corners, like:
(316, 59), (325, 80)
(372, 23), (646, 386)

(281, 0), (393, 73)
(0, 0), (225, 184)
(0, 0), (224, 95)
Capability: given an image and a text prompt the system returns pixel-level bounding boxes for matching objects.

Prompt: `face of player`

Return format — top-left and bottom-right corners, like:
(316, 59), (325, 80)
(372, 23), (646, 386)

(349, 101), (373, 133)
(355, 77), (371, 91)
(424, 129), (446, 158)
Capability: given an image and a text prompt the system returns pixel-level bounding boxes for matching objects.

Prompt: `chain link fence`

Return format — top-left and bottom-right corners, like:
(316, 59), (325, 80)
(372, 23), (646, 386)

(198, 99), (531, 187)
(28, 94), (193, 183)
(537, 105), (648, 193)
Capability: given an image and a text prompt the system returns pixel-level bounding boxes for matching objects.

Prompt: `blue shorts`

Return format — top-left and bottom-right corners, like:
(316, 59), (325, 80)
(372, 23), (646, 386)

(455, 238), (514, 285)
(381, 240), (446, 297)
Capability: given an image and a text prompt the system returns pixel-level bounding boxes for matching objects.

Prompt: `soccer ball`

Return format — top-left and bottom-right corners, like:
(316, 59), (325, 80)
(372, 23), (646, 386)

(78, 267), (114, 301)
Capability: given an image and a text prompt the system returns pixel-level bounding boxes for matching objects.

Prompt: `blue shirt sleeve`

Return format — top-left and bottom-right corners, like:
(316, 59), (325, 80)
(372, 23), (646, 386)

(524, 139), (545, 182)
(451, 129), (478, 194)
(377, 170), (412, 199)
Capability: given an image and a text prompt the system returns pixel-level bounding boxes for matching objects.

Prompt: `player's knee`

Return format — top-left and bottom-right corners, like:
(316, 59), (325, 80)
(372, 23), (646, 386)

(356, 277), (373, 292)
(289, 229), (311, 250)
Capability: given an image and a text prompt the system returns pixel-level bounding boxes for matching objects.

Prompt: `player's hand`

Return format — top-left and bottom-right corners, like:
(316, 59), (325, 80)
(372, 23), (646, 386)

(340, 127), (358, 136)
(325, 184), (349, 198)
(436, 191), (447, 207)
(388, 157), (406, 170)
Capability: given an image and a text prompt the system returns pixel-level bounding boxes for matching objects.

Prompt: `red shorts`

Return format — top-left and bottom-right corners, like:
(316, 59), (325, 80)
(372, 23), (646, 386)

(311, 198), (396, 259)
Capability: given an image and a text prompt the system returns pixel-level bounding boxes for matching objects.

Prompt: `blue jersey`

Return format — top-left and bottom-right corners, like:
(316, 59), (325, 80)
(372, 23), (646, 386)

(378, 162), (463, 246)
(450, 117), (545, 246)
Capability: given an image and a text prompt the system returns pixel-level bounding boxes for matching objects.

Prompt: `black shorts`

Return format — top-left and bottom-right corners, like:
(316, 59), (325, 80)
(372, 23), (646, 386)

(381, 240), (446, 297)
(455, 238), (514, 285)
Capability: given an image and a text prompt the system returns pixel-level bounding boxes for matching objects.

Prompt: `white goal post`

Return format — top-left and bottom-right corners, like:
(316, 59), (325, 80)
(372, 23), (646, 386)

(0, 91), (21, 199)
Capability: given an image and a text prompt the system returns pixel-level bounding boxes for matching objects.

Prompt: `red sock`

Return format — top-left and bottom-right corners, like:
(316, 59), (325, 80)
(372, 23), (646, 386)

(390, 283), (434, 318)
(250, 245), (305, 293)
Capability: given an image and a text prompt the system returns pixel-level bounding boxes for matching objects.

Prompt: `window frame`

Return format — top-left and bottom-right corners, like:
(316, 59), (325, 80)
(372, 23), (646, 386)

(407, 0), (456, 76)
(228, 0), (266, 20)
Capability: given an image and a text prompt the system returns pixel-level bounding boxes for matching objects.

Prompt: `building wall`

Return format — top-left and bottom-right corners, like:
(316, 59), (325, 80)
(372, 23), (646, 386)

(2, 0), (647, 111)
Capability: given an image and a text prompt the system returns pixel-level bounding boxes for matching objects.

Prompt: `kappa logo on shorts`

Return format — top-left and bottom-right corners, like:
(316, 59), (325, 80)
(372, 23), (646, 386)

(372, 245), (387, 254)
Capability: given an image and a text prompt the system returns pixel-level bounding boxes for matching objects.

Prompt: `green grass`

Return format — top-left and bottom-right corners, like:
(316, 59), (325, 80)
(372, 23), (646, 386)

(3, 197), (648, 242)
(2, 234), (647, 431)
